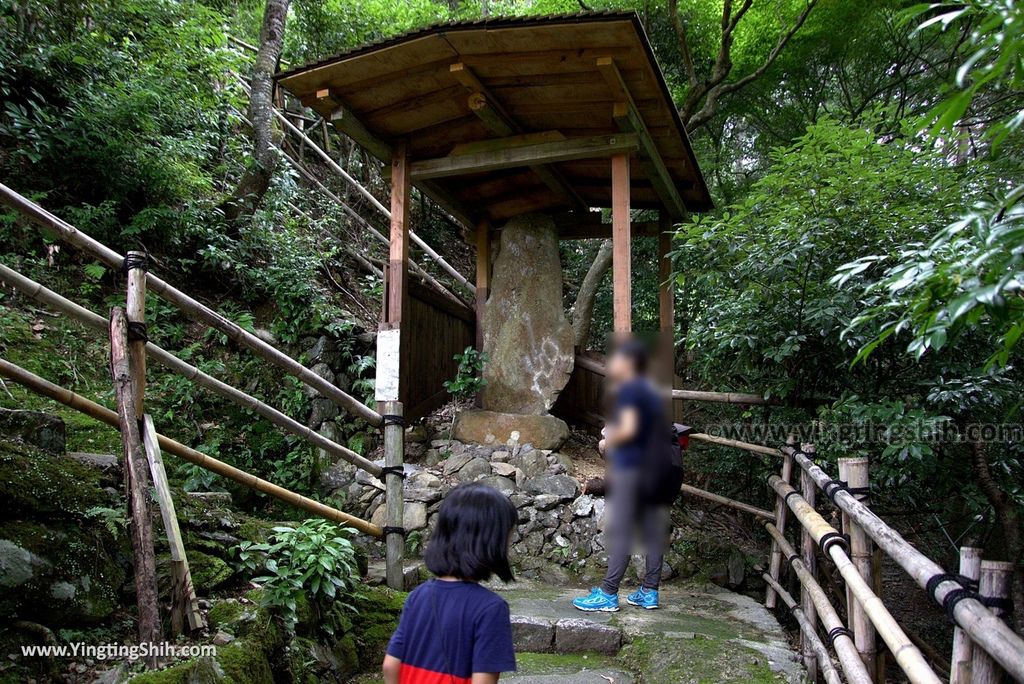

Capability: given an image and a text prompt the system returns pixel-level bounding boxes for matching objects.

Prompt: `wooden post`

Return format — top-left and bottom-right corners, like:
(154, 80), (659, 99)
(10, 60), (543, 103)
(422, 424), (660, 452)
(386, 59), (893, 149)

(143, 417), (204, 633)
(385, 140), (411, 325)
(657, 211), (674, 393)
(765, 437), (795, 609)
(475, 222), (490, 353)
(109, 307), (160, 667)
(611, 152), (631, 335)
(800, 447), (819, 682)
(380, 139), (409, 591)
(950, 547), (983, 683)
(125, 252), (147, 418)
(970, 560), (1013, 684)
(382, 400), (405, 591)
(839, 457), (877, 678)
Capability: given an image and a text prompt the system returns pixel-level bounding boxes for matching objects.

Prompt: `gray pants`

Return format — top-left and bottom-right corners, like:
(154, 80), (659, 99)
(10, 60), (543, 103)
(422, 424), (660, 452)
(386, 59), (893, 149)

(601, 468), (670, 595)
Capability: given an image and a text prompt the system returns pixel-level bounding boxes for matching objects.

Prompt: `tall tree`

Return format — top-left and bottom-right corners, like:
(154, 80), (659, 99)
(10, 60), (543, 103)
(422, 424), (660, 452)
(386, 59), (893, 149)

(669, 0), (819, 131)
(223, 0), (291, 222)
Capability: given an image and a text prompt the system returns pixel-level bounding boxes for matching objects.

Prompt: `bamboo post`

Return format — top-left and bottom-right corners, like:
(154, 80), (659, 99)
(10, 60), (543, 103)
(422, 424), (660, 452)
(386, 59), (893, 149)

(0, 181), (381, 426)
(768, 475), (941, 684)
(0, 357), (382, 535)
(949, 547), (982, 683)
(765, 436), (795, 609)
(799, 449), (820, 682)
(0, 264), (381, 477)
(762, 573), (843, 684)
(110, 308), (160, 667)
(142, 417), (204, 633)
(970, 560), (1013, 684)
(784, 446), (1024, 681)
(382, 401), (405, 591)
(680, 484), (775, 520)
(762, 522), (873, 684)
(690, 432), (783, 457)
(838, 457), (877, 678)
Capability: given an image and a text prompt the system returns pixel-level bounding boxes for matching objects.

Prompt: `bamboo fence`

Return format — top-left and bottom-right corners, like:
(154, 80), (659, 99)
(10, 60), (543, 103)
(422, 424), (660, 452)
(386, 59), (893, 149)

(783, 446), (1024, 681)
(761, 573), (842, 684)
(0, 183), (381, 427)
(0, 358), (382, 536)
(0, 264), (382, 477)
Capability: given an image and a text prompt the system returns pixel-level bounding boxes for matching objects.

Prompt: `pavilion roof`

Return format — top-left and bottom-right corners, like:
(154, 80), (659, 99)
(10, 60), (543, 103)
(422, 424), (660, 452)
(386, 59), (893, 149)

(276, 11), (712, 232)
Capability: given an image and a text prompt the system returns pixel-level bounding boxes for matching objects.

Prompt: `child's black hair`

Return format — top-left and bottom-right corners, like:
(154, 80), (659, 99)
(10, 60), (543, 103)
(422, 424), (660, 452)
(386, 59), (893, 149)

(424, 483), (517, 582)
(613, 338), (649, 375)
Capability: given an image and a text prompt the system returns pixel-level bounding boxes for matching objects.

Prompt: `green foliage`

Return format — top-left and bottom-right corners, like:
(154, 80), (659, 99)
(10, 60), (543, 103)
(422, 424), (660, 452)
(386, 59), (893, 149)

(236, 520), (361, 636)
(84, 505), (128, 540)
(443, 346), (487, 400)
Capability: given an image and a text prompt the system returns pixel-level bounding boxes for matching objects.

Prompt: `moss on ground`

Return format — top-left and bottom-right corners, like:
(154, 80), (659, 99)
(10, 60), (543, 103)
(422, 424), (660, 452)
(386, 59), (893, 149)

(0, 437), (110, 518)
(515, 651), (616, 674)
(618, 634), (783, 684)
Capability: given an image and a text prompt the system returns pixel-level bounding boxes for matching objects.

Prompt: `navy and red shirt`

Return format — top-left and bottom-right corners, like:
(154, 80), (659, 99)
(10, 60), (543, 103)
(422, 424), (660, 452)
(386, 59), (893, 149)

(387, 579), (517, 683)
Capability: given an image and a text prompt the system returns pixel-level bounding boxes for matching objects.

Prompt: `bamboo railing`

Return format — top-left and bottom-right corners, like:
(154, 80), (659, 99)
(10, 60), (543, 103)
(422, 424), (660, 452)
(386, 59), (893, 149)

(0, 358), (381, 537)
(0, 183), (381, 427)
(680, 430), (1024, 683)
(0, 183), (406, 590)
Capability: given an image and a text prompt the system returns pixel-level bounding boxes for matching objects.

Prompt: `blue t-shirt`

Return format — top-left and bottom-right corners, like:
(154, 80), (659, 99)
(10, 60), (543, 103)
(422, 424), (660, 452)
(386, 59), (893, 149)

(387, 579), (516, 683)
(609, 377), (664, 469)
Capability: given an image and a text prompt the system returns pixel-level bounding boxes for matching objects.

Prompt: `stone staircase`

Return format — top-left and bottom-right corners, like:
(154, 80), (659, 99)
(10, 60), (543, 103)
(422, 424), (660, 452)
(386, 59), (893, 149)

(493, 580), (805, 684)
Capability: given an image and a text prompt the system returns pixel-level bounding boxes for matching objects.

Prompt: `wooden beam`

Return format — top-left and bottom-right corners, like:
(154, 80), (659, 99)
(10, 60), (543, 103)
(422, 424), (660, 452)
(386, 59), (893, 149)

(612, 152), (631, 334)
(475, 222), (490, 352)
(385, 141), (411, 326)
(451, 62), (587, 210)
(411, 133), (638, 181)
(597, 57), (688, 219)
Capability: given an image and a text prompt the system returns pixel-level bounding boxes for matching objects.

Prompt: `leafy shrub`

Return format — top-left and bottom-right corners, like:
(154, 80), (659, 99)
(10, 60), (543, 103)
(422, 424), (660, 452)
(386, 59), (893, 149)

(443, 347), (487, 401)
(236, 520), (361, 635)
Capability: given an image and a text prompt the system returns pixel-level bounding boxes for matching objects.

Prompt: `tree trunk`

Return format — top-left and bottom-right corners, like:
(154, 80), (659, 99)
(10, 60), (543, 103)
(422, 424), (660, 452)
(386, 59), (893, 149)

(222, 0), (290, 222)
(571, 239), (613, 349)
(971, 441), (1024, 631)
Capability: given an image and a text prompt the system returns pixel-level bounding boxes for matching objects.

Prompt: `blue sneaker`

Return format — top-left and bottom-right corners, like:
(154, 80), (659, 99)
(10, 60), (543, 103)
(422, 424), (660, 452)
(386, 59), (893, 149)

(626, 587), (660, 610)
(572, 587), (620, 612)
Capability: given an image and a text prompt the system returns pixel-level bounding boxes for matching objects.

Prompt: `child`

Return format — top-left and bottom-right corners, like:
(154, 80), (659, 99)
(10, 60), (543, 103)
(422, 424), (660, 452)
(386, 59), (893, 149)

(383, 483), (518, 684)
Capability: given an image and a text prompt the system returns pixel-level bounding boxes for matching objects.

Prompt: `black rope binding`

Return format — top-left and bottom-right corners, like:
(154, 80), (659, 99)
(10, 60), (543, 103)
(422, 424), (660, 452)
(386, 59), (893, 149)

(121, 253), (149, 274)
(126, 321), (148, 344)
(926, 573), (979, 606)
(819, 531), (849, 557)
(382, 526), (406, 538)
(942, 588), (976, 621)
(381, 414), (405, 428)
(827, 627), (853, 646)
(783, 490), (802, 505)
(981, 596), (1013, 614)
(787, 553), (800, 566)
(823, 479), (848, 504)
(380, 465), (406, 480)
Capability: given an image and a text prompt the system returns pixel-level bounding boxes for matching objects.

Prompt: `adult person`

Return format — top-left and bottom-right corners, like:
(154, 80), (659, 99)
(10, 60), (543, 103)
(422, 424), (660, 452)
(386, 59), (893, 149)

(573, 339), (670, 612)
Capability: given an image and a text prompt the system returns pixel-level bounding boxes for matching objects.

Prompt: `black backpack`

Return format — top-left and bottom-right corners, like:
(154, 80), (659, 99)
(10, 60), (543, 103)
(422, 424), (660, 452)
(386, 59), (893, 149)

(642, 423), (690, 505)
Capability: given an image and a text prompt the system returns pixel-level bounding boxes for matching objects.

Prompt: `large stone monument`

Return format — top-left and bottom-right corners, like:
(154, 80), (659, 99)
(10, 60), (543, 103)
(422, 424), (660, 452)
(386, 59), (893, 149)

(454, 214), (573, 449)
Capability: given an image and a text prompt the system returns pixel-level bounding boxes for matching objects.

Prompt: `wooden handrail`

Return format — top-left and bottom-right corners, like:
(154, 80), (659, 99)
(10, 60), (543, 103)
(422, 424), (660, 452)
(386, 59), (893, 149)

(0, 358), (381, 536)
(0, 182), (382, 427)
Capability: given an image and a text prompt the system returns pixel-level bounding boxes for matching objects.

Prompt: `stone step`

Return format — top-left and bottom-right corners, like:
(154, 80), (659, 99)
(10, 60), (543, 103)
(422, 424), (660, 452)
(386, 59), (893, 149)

(512, 615), (622, 655)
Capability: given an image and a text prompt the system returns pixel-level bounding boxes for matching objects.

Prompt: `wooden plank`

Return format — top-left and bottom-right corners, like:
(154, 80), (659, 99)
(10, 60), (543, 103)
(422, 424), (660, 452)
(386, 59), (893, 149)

(450, 130), (565, 156)
(143, 416), (204, 632)
(611, 152), (631, 334)
(411, 133), (638, 180)
(450, 62), (585, 210)
(475, 223), (490, 352)
(598, 57), (688, 219)
(385, 140), (411, 325)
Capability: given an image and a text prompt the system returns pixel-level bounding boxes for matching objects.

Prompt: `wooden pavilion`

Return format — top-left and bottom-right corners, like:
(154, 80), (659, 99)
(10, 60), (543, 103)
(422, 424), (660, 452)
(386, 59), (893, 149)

(276, 11), (712, 421)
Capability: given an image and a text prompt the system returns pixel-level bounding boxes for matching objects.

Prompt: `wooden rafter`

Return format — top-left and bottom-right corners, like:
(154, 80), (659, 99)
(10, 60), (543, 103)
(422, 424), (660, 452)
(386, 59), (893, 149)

(317, 91), (479, 228)
(410, 133), (638, 181)
(449, 62), (587, 210)
(596, 56), (688, 220)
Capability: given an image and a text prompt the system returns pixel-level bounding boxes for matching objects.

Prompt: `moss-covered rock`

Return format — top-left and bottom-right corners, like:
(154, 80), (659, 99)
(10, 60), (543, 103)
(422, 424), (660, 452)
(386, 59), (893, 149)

(0, 438), (112, 519)
(184, 550), (234, 592)
(0, 519), (126, 625)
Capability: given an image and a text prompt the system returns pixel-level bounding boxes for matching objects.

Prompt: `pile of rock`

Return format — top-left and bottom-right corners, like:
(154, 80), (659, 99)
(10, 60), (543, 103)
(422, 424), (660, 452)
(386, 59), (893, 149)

(320, 431), (619, 581)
